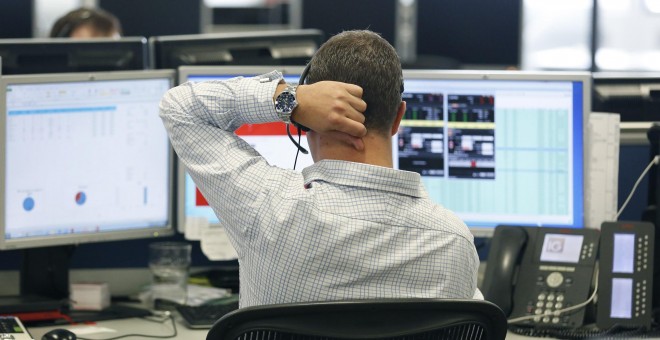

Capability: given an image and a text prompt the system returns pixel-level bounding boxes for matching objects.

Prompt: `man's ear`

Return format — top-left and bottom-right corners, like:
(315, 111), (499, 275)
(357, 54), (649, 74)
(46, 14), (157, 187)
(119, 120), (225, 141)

(390, 101), (406, 136)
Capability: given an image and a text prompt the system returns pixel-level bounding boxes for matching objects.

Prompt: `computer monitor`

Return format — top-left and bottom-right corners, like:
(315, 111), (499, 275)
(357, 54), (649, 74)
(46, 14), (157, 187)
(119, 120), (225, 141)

(592, 72), (660, 122)
(177, 66), (309, 232)
(595, 0), (660, 71)
(150, 29), (323, 70)
(0, 70), (176, 300)
(0, 37), (149, 75)
(399, 70), (590, 237)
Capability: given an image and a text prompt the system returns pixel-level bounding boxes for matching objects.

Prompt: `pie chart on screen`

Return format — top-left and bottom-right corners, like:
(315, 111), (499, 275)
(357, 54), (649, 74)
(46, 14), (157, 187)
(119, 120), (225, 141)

(75, 191), (86, 206)
(23, 197), (35, 211)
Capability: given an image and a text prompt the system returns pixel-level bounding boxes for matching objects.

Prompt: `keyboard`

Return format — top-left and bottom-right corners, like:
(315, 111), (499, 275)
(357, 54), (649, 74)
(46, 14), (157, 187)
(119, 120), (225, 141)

(0, 316), (34, 340)
(176, 301), (239, 329)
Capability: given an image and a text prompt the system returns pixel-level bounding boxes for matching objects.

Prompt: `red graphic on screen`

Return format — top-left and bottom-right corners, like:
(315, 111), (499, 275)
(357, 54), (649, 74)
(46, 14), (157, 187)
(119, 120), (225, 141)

(236, 122), (305, 136)
(196, 189), (209, 206)
(193, 122), (305, 207)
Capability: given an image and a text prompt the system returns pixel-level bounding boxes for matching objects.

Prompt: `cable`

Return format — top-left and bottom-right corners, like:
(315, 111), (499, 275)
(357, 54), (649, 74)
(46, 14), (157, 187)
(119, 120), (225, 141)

(76, 313), (177, 340)
(507, 268), (599, 325)
(617, 155), (660, 220)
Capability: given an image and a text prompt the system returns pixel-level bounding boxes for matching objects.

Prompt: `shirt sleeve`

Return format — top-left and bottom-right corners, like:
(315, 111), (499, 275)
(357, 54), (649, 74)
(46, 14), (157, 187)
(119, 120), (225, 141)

(158, 71), (286, 238)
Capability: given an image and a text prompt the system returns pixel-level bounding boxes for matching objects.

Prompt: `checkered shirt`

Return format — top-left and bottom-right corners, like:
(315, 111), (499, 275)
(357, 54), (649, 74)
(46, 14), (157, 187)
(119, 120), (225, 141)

(159, 71), (480, 307)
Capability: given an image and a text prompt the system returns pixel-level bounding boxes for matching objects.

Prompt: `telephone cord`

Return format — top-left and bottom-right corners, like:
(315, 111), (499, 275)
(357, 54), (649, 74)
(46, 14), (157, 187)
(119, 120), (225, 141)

(616, 155), (660, 220)
(507, 268), (599, 325)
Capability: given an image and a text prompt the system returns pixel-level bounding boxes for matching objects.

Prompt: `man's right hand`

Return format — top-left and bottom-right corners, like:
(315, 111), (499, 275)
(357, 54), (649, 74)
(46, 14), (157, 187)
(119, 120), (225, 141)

(285, 81), (368, 138)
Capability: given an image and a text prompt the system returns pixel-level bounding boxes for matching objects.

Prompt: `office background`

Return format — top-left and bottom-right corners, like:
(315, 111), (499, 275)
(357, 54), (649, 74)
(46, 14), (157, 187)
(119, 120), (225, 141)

(0, 0), (657, 291)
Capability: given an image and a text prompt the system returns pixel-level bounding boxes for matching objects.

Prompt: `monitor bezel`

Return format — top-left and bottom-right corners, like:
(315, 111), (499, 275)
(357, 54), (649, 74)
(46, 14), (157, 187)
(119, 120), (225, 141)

(0, 37), (149, 75)
(176, 65), (305, 233)
(401, 69), (592, 237)
(150, 29), (323, 70)
(0, 69), (177, 250)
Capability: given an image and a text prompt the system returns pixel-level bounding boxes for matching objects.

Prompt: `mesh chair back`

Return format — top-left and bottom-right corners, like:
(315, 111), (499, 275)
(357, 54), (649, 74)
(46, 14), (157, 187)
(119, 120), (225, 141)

(207, 299), (507, 340)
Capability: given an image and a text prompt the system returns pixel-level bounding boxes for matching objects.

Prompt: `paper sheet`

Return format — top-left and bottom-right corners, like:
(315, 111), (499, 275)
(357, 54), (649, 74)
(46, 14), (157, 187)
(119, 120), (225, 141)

(184, 216), (208, 241)
(201, 226), (238, 260)
(585, 112), (620, 229)
(69, 326), (117, 335)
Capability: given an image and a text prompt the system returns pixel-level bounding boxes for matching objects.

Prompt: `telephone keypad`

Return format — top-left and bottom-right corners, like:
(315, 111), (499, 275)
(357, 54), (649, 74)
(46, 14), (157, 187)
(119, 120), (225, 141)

(529, 291), (568, 325)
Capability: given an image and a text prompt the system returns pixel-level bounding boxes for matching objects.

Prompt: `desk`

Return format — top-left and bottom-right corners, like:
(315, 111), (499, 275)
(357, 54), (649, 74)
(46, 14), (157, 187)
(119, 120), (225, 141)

(27, 315), (660, 340)
(25, 316), (550, 340)
(28, 315), (207, 340)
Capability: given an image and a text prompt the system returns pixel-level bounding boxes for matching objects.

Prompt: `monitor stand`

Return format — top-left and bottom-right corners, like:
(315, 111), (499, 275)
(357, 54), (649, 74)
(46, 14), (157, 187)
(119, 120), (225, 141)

(0, 246), (73, 319)
(1, 245), (150, 324)
(20, 245), (74, 300)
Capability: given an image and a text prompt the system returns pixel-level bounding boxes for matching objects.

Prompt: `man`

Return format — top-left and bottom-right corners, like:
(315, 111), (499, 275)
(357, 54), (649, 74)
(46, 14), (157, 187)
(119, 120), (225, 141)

(50, 7), (122, 38)
(160, 30), (480, 308)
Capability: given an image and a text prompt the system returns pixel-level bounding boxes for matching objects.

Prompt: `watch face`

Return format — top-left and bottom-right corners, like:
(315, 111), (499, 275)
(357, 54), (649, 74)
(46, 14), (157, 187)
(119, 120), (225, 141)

(276, 91), (297, 113)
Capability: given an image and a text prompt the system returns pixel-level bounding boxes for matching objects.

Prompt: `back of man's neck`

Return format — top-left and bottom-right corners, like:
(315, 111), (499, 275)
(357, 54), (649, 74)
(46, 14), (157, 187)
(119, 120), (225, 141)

(316, 136), (394, 168)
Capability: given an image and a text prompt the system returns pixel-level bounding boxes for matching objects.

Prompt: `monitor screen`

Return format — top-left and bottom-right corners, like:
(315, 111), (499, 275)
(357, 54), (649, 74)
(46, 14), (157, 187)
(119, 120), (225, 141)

(0, 70), (176, 250)
(178, 66), (310, 231)
(399, 70), (589, 236)
(0, 37), (149, 75)
(150, 29), (323, 70)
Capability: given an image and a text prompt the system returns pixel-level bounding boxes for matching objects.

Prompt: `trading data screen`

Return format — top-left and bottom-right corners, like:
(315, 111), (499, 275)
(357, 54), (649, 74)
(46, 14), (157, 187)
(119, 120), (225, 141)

(4, 77), (172, 242)
(397, 77), (584, 230)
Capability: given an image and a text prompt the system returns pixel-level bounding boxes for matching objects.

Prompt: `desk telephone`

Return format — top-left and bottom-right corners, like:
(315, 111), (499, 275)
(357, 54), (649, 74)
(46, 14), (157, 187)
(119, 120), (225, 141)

(482, 223), (655, 330)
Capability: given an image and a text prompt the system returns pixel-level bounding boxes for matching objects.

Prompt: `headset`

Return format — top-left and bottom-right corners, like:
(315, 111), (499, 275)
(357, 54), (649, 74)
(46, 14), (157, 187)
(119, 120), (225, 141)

(286, 62), (312, 166)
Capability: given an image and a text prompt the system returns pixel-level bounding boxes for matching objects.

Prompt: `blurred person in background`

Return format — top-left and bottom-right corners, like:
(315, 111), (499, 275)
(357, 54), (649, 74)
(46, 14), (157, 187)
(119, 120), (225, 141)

(50, 7), (122, 38)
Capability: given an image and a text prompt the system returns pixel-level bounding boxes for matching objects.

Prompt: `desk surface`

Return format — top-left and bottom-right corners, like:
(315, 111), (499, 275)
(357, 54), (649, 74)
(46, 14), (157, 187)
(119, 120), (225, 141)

(28, 315), (207, 340)
(25, 315), (551, 340)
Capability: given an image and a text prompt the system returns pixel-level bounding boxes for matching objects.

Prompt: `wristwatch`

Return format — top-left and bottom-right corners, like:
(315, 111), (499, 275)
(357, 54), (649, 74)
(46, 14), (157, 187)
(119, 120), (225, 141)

(274, 84), (298, 124)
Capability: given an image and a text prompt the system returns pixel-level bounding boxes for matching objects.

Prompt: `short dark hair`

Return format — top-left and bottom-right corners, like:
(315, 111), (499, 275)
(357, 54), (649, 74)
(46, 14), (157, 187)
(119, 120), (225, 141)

(50, 7), (122, 38)
(306, 30), (403, 135)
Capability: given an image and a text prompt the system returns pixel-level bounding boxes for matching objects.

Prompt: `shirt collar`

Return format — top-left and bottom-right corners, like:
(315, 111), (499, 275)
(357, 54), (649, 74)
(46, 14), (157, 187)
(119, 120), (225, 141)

(302, 159), (427, 198)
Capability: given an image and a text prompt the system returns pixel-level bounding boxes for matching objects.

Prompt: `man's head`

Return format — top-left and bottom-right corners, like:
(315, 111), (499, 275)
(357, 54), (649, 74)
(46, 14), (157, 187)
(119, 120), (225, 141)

(50, 7), (122, 38)
(305, 30), (403, 137)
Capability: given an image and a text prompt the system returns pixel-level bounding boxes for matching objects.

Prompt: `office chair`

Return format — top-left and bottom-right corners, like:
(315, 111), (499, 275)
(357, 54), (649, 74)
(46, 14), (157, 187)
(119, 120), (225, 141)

(206, 298), (507, 340)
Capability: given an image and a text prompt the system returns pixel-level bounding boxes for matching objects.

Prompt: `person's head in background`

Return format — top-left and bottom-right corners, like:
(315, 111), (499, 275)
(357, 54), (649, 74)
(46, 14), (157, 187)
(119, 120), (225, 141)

(50, 7), (122, 38)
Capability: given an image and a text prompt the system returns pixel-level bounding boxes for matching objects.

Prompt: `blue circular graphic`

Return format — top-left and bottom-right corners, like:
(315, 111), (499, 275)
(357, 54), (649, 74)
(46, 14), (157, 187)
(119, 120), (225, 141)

(23, 197), (35, 212)
(75, 192), (86, 206)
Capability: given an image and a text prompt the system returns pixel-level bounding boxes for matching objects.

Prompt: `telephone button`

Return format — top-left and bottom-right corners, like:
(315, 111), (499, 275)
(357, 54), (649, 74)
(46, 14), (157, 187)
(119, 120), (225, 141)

(547, 293), (556, 301)
(556, 294), (565, 302)
(546, 301), (554, 309)
(542, 316), (550, 323)
(552, 317), (560, 324)
(538, 293), (547, 301)
(535, 309), (543, 315)
(536, 301), (544, 308)
(554, 302), (563, 309)
(546, 272), (564, 288)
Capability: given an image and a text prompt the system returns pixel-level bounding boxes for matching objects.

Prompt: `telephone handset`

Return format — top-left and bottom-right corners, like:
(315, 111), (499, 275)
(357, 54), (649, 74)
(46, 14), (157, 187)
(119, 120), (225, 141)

(482, 226), (600, 328)
(596, 221), (655, 330)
